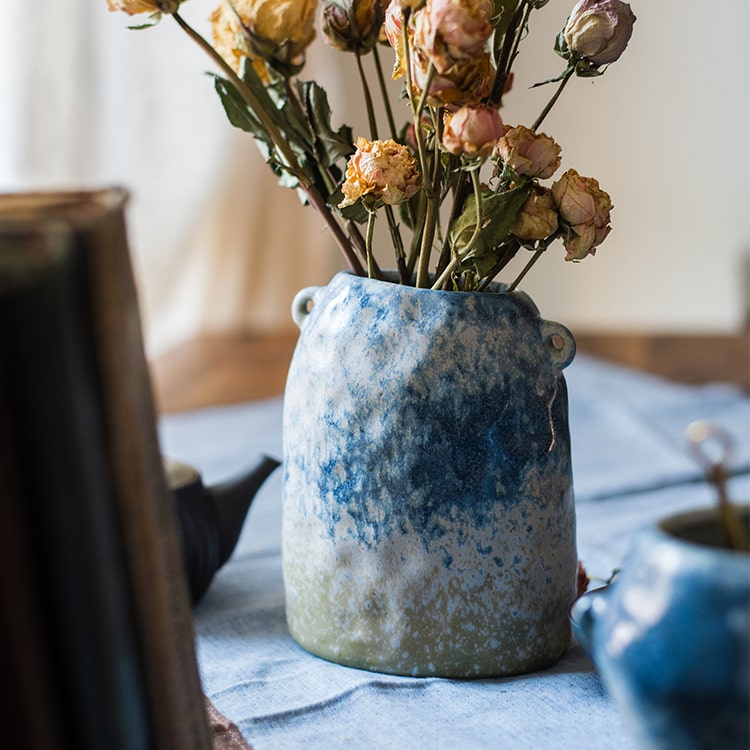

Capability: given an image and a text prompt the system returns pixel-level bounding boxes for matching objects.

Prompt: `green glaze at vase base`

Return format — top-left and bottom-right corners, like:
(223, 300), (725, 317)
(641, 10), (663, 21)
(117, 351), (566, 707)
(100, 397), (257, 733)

(284, 520), (574, 677)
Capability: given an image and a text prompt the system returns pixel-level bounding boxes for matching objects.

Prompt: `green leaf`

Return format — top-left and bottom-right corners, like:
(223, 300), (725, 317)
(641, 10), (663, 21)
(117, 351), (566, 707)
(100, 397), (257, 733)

(213, 75), (309, 192)
(448, 182), (531, 259)
(213, 76), (266, 137)
(297, 80), (355, 168)
(492, 1), (521, 37)
(128, 12), (162, 30)
(531, 63), (576, 88)
(256, 66), (318, 153)
(328, 184), (369, 224)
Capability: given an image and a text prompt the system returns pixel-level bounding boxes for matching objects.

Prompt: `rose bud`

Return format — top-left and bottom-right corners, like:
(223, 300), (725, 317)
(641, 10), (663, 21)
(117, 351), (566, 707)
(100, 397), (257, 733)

(339, 137), (422, 208)
(322, 0), (385, 53)
(511, 185), (559, 241)
(563, 0), (636, 66)
(494, 125), (562, 179)
(442, 104), (505, 158)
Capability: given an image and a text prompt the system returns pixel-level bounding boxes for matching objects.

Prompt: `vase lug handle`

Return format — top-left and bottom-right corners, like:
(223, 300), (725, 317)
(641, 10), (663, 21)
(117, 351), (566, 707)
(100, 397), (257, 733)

(291, 286), (322, 329)
(540, 321), (576, 370)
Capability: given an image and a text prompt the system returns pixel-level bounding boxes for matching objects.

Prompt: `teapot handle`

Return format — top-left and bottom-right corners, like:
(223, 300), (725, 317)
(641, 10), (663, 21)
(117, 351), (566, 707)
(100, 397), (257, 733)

(291, 286), (322, 329)
(540, 320), (576, 370)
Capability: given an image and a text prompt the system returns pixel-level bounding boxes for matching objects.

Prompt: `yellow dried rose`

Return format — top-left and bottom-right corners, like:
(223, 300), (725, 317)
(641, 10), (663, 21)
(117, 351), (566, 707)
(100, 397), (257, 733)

(107, 0), (182, 14)
(511, 185), (559, 241)
(339, 137), (422, 208)
(210, 0), (318, 75)
(411, 48), (493, 108)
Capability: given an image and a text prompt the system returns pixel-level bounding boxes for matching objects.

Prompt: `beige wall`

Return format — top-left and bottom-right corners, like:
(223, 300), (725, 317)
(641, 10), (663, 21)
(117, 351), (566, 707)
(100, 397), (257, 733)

(499, 1), (750, 333)
(3, 2), (748, 357)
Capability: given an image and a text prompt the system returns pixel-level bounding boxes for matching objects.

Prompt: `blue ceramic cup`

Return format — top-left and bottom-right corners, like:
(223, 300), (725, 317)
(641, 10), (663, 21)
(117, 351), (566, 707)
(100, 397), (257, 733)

(571, 506), (750, 750)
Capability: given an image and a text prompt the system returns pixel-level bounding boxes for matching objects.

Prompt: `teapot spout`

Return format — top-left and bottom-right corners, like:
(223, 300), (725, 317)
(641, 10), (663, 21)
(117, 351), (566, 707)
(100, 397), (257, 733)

(209, 454), (281, 567)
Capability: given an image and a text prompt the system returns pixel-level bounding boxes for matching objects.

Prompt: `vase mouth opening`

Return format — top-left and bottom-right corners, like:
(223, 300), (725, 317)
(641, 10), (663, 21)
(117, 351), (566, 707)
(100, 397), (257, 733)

(657, 505), (750, 555)
(342, 269), (511, 296)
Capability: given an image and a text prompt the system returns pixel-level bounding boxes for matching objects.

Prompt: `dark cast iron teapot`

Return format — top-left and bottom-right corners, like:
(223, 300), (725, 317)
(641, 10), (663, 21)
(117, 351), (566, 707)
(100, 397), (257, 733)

(164, 454), (280, 605)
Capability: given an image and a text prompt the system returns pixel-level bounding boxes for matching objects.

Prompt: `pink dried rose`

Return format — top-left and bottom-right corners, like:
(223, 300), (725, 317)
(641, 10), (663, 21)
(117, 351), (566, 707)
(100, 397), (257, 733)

(339, 137), (422, 208)
(106, 0), (181, 13)
(210, 0), (318, 75)
(511, 186), (559, 241)
(442, 105), (505, 158)
(495, 125), (562, 180)
(414, 0), (494, 74)
(551, 169), (612, 260)
(563, 0), (636, 66)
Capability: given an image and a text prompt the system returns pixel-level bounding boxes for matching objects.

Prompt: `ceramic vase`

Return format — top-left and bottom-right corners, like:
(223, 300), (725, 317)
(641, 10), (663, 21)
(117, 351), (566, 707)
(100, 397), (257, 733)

(282, 272), (577, 677)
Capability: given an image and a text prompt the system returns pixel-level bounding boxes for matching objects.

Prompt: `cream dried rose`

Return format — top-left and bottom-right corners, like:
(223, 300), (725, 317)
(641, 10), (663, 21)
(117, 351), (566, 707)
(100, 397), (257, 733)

(442, 104), (505, 158)
(210, 0), (318, 74)
(339, 137), (422, 208)
(511, 185), (559, 241)
(107, 0), (182, 14)
(563, 0), (636, 66)
(494, 125), (562, 180)
(551, 168), (612, 260)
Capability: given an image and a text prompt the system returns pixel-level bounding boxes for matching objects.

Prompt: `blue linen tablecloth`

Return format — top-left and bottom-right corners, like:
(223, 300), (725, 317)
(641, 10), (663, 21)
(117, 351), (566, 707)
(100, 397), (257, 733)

(159, 355), (750, 750)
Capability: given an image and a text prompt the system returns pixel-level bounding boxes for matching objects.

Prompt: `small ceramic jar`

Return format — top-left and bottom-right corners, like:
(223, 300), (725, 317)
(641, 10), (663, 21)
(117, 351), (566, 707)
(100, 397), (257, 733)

(571, 506), (750, 750)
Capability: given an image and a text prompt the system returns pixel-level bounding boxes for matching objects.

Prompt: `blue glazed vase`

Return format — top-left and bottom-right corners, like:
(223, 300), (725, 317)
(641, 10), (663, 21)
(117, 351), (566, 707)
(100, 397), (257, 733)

(282, 272), (578, 677)
(571, 506), (750, 750)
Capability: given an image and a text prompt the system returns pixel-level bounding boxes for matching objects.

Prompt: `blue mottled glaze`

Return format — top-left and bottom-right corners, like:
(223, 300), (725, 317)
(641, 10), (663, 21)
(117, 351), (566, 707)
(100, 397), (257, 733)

(571, 507), (750, 749)
(282, 272), (577, 677)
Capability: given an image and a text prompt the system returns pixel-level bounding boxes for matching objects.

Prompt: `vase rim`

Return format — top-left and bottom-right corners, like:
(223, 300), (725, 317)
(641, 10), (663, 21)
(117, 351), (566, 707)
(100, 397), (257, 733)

(652, 505), (750, 560)
(334, 269), (537, 303)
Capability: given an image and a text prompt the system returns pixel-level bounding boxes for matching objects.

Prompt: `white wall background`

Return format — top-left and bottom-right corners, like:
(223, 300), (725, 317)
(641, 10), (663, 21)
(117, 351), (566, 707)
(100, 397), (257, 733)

(0, 1), (748, 355)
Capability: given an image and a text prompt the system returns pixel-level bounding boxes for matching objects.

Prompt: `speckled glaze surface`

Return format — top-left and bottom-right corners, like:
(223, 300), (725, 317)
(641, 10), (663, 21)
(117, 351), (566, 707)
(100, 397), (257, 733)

(282, 272), (577, 677)
(571, 507), (750, 749)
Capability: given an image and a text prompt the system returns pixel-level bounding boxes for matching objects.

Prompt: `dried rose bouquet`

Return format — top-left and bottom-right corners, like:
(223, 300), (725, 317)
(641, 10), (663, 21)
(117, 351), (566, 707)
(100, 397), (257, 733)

(108, 0), (635, 292)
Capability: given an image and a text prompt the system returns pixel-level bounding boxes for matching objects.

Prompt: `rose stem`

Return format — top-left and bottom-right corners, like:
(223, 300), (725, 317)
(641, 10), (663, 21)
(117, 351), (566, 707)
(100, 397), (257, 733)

(355, 49), (407, 282)
(172, 12), (365, 276)
(532, 66), (575, 132)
